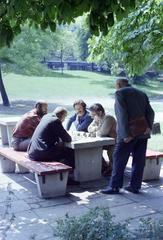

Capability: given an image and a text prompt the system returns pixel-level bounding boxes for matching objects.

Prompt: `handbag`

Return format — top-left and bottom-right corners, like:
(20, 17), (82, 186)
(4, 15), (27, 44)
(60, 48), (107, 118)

(129, 116), (149, 137)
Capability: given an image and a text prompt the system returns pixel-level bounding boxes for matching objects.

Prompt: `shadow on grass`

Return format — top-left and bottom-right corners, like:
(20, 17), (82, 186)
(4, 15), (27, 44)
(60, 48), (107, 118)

(133, 80), (163, 99)
(90, 79), (115, 88)
(0, 100), (74, 116)
(22, 70), (89, 79)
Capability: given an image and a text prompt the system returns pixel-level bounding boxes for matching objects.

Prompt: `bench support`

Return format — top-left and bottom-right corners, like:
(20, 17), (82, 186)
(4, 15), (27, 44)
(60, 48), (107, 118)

(35, 172), (69, 198)
(143, 157), (162, 181)
(0, 156), (16, 173)
(16, 164), (30, 173)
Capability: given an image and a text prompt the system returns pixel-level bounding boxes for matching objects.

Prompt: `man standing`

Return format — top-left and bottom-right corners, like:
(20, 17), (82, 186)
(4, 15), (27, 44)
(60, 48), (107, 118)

(101, 78), (154, 194)
(12, 101), (48, 151)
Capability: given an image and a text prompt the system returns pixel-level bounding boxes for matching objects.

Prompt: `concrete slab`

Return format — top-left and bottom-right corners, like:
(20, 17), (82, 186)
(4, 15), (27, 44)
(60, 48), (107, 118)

(0, 163), (162, 239)
(0, 199), (31, 216)
(38, 196), (72, 208)
(0, 190), (17, 203)
(85, 194), (133, 209)
(139, 196), (163, 212)
(3, 210), (54, 240)
(123, 186), (163, 203)
(68, 189), (101, 203)
(109, 203), (156, 222)
(33, 203), (89, 222)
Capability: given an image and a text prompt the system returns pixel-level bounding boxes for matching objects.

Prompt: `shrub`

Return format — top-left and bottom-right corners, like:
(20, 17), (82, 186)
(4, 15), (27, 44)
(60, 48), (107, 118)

(55, 207), (132, 240)
(55, 207), (163, 240)
(134, 217), (163, 240)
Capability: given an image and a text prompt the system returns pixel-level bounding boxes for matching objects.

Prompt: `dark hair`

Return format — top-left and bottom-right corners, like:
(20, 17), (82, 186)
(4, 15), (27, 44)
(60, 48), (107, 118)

(73, 99), (86, 110)
(89, 103), (105, 115)
(35, 101), (47, 109)
(35, 101), (47, 117)
(116, 78), (130, 87)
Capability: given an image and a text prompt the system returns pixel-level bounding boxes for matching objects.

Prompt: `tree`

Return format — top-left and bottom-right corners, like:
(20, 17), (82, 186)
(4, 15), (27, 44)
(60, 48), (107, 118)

(76, 17), (91, 61)
(88, 0), (163, 76)
(0, 0), (139, 48)
(0, 57), (11, 106)
(1, 25), (79, 75)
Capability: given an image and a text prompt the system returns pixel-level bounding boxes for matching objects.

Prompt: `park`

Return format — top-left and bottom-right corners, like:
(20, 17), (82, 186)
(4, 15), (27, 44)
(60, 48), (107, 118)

(0, 0), (163, 240)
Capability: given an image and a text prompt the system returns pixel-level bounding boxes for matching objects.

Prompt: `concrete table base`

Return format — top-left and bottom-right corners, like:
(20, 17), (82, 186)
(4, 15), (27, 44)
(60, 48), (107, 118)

(74, 147), (103, 182)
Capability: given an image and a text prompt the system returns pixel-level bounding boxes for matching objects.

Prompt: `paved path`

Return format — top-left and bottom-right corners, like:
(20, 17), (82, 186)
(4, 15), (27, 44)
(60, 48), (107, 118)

(0, 164), (163, 240)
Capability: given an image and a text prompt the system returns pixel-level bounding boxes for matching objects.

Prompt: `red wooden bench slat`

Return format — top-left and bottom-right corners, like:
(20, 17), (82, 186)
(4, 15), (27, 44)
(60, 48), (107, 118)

(0, 147), (72, 176)
(146, 150), (163, 159)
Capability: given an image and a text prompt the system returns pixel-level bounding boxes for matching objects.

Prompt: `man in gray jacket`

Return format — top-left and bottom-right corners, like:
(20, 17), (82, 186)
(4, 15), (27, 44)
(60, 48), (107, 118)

(101, 78), (154, 194)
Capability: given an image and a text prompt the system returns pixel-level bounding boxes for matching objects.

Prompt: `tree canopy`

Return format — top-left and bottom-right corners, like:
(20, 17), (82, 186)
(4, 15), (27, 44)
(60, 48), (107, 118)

(0, 0), (139, 47)
(88, 0), (163, 75)
(1, 25), (79, 75)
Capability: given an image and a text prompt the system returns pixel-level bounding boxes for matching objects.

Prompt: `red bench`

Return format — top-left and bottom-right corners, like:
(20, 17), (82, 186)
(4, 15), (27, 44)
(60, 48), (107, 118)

(0, 147), (72, 198)
(143, 150), (163, 181)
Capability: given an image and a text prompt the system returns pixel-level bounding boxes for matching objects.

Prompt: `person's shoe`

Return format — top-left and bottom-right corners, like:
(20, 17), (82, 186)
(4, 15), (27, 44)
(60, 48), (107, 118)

(124, 186), (139, 194)
(67, 178), (80, 186)
(100, 186), (119, 194)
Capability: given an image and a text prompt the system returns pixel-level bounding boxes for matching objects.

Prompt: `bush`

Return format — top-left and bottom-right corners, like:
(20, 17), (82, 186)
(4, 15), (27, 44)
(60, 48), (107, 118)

(55, 207), (163, 240)
(134, 217), (163, 240)
(55, 207), (132, 240)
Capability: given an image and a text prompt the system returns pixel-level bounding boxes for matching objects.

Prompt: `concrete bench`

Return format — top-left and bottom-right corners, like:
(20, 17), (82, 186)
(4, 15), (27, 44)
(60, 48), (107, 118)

(143, 150), (163, 181)
(0, 147), (72, 198)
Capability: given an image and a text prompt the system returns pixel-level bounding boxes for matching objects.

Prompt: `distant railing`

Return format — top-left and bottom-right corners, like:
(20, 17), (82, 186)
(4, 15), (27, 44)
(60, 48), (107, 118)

(41, 60), (110, 73)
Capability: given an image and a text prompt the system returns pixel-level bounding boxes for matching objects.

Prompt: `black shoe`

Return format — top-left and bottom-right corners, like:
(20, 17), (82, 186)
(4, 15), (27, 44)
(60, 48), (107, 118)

(124, 186), (139, 194)
(100, 186), (119, 194)
(67, 178), (80, 186)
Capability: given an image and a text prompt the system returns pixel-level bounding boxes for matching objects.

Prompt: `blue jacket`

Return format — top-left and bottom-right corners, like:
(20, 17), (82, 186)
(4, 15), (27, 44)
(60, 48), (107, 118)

(66, 110), (92, 132)
(115, 86), (155, 142)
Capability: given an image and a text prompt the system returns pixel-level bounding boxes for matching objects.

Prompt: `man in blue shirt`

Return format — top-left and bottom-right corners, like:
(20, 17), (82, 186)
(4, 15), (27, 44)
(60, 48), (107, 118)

(66, 100), (92, 132)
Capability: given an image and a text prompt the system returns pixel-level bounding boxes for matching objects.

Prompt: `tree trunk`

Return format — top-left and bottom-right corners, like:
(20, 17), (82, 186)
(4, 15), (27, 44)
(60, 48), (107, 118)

(0, 65), (10, 106)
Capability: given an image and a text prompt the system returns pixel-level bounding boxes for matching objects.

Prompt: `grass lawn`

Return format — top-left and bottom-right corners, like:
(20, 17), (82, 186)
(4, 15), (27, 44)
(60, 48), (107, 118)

(1, 70), (163, 151)
(3, 71), (163, 100)
(3, 71), (117, 101)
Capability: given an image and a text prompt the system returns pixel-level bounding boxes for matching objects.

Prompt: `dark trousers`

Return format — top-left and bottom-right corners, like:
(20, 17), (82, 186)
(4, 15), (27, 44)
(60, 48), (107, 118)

(12, 137), (31, 151)
(109, 138), (147, 190)
(29, 146), (75, 169)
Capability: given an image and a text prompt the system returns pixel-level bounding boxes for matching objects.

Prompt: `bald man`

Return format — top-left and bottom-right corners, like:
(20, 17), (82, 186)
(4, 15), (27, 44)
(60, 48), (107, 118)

(101, 78), (154, 194)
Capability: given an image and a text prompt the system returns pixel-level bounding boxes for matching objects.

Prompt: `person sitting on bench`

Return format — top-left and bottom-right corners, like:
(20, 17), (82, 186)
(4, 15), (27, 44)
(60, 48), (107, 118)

(12, 101), (48, 151)
(88, 103), (116, 176)
(28, 107), (75, 169)
(66, 99), (92, 132)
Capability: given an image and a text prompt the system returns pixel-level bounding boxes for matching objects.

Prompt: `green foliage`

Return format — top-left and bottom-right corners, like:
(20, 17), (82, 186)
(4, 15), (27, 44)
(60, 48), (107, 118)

(135, 217), (163, 239)
(0, 25), (78, 76)
(76, 16), (91, 61)
(0, 0), (139, 47)
(55, 207), (163, 240)
(56, 207), (131, 240)
(88, 0), (163, 76)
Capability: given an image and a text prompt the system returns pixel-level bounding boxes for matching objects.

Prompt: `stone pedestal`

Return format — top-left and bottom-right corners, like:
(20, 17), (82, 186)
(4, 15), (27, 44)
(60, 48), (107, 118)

(35, 172), (69, 198)
(0, 156), (16, 173)
(74, 147), (102, 182)
(143, 157), (162, 181)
